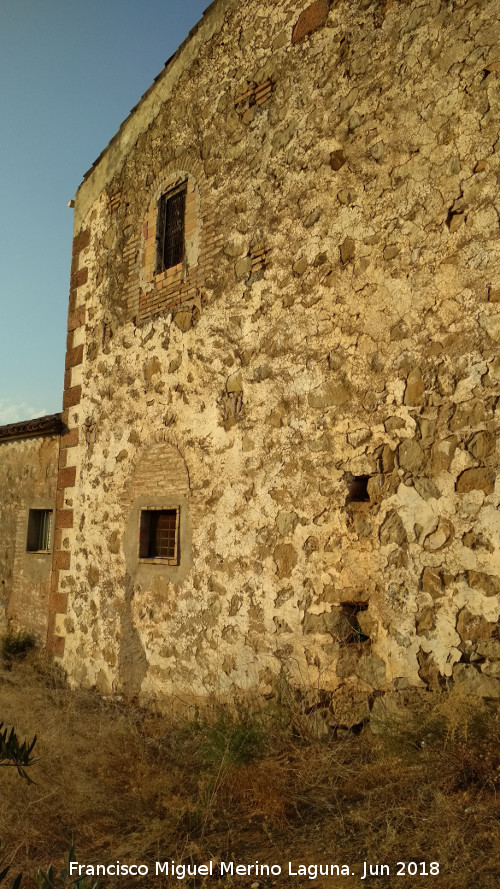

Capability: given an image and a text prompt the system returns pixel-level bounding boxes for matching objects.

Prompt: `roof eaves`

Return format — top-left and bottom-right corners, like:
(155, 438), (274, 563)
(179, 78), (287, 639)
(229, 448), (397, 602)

(0, 413), (65, 443)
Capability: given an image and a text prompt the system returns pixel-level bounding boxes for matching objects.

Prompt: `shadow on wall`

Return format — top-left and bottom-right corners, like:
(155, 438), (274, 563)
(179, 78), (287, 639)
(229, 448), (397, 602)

(118, 573), (149, 696)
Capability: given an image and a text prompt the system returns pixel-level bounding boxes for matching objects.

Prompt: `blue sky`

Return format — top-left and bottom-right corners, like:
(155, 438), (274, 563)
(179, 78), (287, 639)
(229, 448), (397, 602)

(0, 0), (209, 424)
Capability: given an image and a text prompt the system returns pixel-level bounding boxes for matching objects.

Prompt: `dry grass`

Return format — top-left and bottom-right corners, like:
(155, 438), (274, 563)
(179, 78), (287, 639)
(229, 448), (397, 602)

(0, 652), (498, 888)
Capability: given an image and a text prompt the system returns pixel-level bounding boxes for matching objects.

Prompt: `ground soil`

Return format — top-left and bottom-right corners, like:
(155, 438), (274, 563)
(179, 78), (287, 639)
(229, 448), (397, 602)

(0, 653), (498, 889)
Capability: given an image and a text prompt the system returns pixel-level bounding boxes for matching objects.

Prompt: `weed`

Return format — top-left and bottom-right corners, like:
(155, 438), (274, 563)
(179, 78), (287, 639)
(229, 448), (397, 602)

(0, 657), (498, 889)
(200, 709), (263, 767)
(0, 844), (22, 889)
(1, 632), (36, 662)
(0, 722), (38, 783)
(35, 848), (101, 889)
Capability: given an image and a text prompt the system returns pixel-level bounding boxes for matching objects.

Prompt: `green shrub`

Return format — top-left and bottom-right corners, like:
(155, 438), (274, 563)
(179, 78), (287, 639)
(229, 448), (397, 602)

(1, 632), (36, 662)
(201, 709), (263, 767)
(0, 723), (38, 886)
(1, 731), (95, 889)
(0, 846), (22, 889)
(0, 722), (38, 783)
(35, 849), (101, 889)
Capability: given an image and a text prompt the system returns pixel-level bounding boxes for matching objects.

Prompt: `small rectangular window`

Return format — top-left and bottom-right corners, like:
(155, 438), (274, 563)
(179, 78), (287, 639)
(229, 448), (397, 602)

(26, 509), (53, 553)
(139, 508), (180, 564)
(156, 184), (186, 273)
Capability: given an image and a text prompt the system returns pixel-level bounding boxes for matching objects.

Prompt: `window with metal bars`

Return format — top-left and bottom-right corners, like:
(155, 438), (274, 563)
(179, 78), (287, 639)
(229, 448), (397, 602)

(156, 183), (187, 273)
(26, 509), (53, 552)
(139, 508), (180, 564)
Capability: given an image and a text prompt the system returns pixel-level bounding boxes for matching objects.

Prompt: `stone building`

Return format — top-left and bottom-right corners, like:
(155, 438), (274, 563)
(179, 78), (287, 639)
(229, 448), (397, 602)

(1, 0), (499, 711)
(0, 415), (63, 639)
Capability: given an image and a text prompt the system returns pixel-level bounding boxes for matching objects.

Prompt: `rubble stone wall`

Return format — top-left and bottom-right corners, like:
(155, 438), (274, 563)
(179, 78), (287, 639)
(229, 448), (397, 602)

(54, 0), (500, 709)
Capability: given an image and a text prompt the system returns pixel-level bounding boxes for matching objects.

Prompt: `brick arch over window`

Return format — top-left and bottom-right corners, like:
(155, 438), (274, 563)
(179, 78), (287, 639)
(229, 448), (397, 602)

(121, 438), (191, 508)
(137, 156), (213, 325)
(121, 437), (193, 585)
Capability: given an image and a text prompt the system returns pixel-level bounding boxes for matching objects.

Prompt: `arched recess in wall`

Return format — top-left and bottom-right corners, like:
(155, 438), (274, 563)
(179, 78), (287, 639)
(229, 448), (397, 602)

(139, 152), (210, 325)
(121, 436), (193, 585)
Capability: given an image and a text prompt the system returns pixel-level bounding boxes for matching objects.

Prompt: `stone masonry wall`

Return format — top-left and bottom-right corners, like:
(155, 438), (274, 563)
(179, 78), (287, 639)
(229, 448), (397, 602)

(54, 0), (500, 713)
(0, 434), (60, 640)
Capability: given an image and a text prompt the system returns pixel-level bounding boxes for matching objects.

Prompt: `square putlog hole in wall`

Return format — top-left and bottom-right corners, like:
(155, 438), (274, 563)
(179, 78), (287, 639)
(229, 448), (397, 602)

(345, 474), (371, 504)
(336, 603), (370, 644)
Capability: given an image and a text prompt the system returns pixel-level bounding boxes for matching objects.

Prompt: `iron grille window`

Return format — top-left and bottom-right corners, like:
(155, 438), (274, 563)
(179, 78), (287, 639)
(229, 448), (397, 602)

(26, 509), (52, 552)
(156, 184), (187, 272)
(139, 509), (180, 564)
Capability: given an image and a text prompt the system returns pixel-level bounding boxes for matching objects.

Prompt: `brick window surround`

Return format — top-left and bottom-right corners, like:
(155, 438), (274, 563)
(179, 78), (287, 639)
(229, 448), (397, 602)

(140, 174), (199, 323)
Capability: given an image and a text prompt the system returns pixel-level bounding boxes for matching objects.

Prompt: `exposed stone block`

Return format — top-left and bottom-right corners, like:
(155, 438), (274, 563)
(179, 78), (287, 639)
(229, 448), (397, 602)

(476, 640), (500, 659)
(226, 371), (243, 394)
(356, 653), (386, 689)
(467, 572), (500, 597)
(330, 149), (346, 171)
(72, 229), (91, 255)
(292, 256), (308, 276)
(47, 634), (65, 657)
(291, 0), (330, 44)
(456, 608), (494, 644)
(56, 510), (73, 530)
(53, 551), (70, 571)
(456, 468), (496, 495)
(70, 267), (88, 289)
(379, 511), (407, 546)
(453, 663), (500, 698)
(404, 369), (425, 406)
(62, 385), (82, 409)
(303, 609), (353, 640)
(235, 256), (252, 279)
(423, 518), (454, 552)
(417, 650), (443, 690)
(398, 439), (424, 473)
(61, 428), (79, 449)
(67, 306), (85, 332)
(65, 344), (84, 370)
(479, 313), (500, 343)
(49, 592), (68, 614)
(308, 382), (350, 408)
(58, 466), (76, 489)
(467, 431), (494, 460)
(421, 567), (443, 598)
(274, 543), (298, 579)
(340, 237), (355, 263)
(416, 607), (435, 634)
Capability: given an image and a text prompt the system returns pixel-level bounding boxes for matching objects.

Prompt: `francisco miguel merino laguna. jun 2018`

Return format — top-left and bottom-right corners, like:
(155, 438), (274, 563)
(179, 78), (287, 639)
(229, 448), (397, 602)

(68, 859), (441, 880)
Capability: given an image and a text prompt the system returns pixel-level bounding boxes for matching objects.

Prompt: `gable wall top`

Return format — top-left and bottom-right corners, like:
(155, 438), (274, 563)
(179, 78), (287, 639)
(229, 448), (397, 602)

(74, 0), (237, 229)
